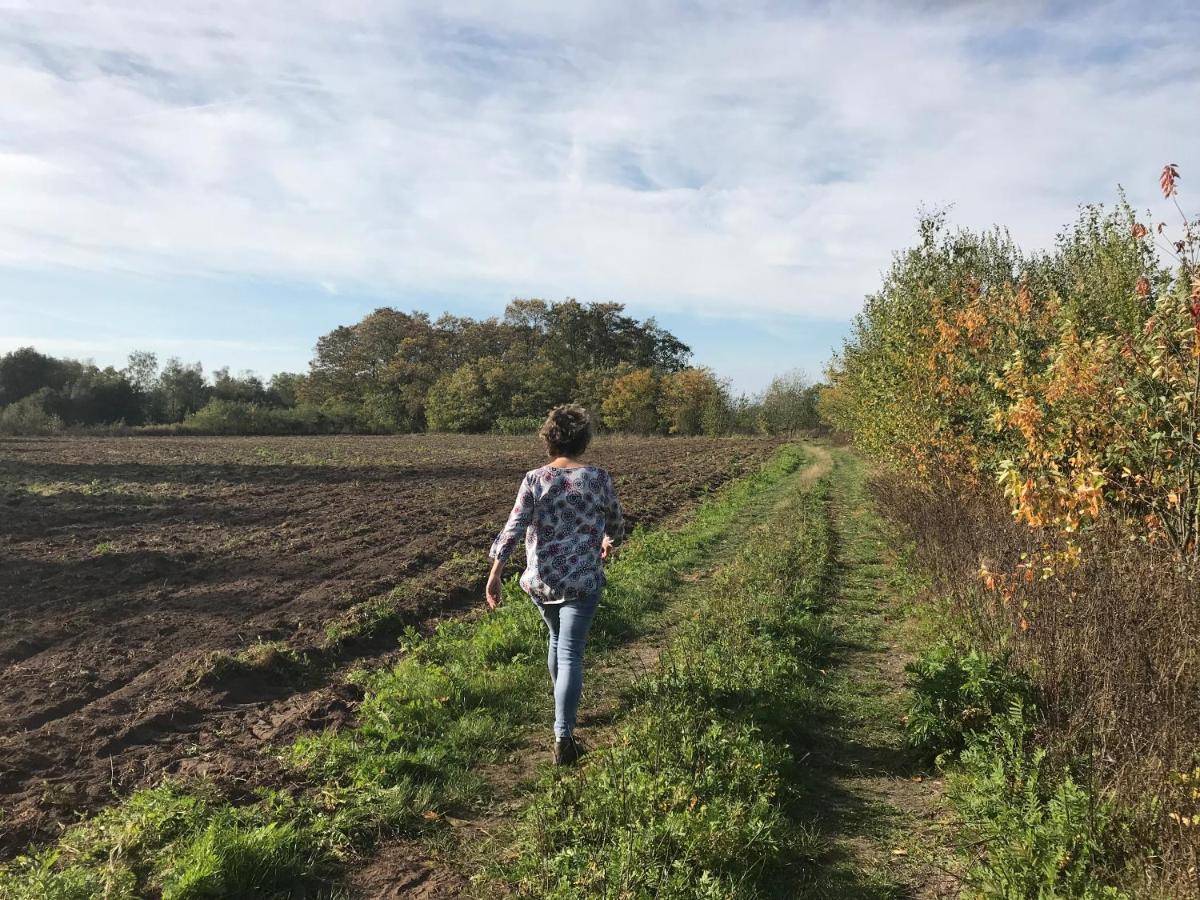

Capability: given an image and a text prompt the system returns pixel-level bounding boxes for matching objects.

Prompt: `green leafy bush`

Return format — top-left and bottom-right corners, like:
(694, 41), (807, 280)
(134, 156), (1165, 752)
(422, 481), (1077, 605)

(0, 389), (63, 435)
(904, 642), (1032, 763)
(178, 399), (360, 435)
(907, 645), (1132, 895)
(424, 364), (493, 433)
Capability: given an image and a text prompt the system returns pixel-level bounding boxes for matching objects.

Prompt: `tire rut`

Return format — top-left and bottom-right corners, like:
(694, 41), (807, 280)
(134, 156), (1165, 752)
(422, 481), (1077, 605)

(790, 449), (961, 898)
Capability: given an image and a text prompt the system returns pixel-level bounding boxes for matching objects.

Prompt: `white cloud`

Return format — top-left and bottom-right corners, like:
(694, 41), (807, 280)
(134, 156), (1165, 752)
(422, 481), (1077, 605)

(0, 0), (1197, 320)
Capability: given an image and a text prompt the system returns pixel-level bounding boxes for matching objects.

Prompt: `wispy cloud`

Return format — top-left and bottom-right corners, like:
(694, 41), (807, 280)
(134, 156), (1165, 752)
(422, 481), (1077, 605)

(0, 0), (1197, 325)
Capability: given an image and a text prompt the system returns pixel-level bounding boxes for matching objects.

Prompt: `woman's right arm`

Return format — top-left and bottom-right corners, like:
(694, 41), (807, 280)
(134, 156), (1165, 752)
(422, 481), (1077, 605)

(486, 474), (536, 607)
(601, 472), (625, 557)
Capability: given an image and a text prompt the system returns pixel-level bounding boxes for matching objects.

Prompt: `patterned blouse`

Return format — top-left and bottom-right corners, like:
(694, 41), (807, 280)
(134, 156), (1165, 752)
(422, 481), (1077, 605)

(489, 464), (625, 605)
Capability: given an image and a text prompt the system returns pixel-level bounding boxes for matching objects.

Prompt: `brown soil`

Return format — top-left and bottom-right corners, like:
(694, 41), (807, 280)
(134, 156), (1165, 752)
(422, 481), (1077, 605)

(349, 840), (474, 899)
(0, 433), (781, 854)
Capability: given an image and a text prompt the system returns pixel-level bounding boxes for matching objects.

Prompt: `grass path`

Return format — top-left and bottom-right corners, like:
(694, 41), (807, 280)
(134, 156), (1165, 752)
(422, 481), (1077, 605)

(579, 442), (833, 746)
(787, 449), (961, 898)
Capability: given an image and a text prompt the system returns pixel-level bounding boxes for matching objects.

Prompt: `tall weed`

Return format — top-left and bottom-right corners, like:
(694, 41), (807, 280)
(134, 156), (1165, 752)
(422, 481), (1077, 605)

(951, 707), (1129, 899)
(905, 639), (1131, 897)
(904, 642), (1032, 764)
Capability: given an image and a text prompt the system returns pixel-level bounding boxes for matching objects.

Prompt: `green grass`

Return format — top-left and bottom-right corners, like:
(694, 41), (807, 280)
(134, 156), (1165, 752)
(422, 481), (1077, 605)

(772, 450), (930, 899)
(188, 641), (310, 689)
(0, 783), (334, 900)
(0, 445), (806, 900)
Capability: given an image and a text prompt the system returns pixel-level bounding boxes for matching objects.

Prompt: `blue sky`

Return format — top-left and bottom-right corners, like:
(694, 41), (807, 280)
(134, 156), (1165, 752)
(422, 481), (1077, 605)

(1, 0), (1198, 394)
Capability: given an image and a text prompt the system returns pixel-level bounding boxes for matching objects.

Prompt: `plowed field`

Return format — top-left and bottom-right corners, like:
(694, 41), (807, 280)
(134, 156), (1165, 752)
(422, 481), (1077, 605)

(0, 434), (781, 852)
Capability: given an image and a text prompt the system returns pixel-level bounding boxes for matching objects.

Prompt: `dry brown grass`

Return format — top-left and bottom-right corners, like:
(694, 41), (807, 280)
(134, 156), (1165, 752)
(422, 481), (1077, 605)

(872, 472), (1200, 895)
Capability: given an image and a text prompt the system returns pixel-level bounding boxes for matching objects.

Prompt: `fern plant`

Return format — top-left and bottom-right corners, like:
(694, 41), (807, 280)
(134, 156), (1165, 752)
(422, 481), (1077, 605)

(904, 642), (1033, 764)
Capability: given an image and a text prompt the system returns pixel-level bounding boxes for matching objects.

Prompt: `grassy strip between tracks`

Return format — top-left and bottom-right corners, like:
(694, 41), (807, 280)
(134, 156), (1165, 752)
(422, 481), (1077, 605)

(0, 445), (806, 900)
(480, 461), (837, 897)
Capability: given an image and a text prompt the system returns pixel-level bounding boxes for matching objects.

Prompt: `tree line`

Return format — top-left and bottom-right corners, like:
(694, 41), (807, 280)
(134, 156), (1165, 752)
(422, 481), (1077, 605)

(0, 347), (297, 435)
(0, 299), (821, 437)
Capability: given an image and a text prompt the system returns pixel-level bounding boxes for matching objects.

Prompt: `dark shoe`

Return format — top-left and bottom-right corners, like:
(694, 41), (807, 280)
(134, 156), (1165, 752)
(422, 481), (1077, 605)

(553, 734), (582, 766)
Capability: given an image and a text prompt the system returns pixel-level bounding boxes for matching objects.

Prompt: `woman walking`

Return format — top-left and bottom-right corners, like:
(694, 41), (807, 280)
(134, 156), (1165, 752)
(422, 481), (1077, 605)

(486, 404), (624, 765)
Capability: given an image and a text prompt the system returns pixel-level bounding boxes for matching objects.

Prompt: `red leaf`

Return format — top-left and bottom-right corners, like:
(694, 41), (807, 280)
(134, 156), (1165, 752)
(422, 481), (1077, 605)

(1161, 163), (1180, 198)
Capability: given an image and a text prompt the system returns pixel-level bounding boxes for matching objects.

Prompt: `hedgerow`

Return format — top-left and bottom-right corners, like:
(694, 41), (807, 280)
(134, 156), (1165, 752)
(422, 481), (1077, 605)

(831, 166), (1200, 891)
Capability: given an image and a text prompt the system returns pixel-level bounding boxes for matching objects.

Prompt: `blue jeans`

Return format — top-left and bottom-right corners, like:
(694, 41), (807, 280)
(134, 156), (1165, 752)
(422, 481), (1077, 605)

(535, 593), (600, 739)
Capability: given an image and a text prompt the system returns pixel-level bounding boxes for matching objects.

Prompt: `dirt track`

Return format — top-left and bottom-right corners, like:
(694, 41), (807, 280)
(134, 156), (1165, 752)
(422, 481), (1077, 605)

(0, 433), (781, 852)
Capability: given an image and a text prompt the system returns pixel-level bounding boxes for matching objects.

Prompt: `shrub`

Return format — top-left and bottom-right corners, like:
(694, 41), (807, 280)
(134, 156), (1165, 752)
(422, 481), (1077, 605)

(876, 469), (1200, 889)
(425, 365), (492, 433)
(904, 642), (1033, 764)
(183, 399), (262, 434)
(759, 370), (822, 435)
(950, 706), (1130, 899)
(826, 169), (1200, 559)
(601, 368), (663, 434)
(492, 415), (542, 435)
(658, 367), (728, 436)
(0, 389), (63, 435)
(833, 167), (1200, 889)
(178, 400), (361, 435)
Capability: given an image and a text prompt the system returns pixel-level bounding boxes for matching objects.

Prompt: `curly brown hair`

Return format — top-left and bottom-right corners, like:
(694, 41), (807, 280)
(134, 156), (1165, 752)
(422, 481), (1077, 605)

(540, 404), (593, 458)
